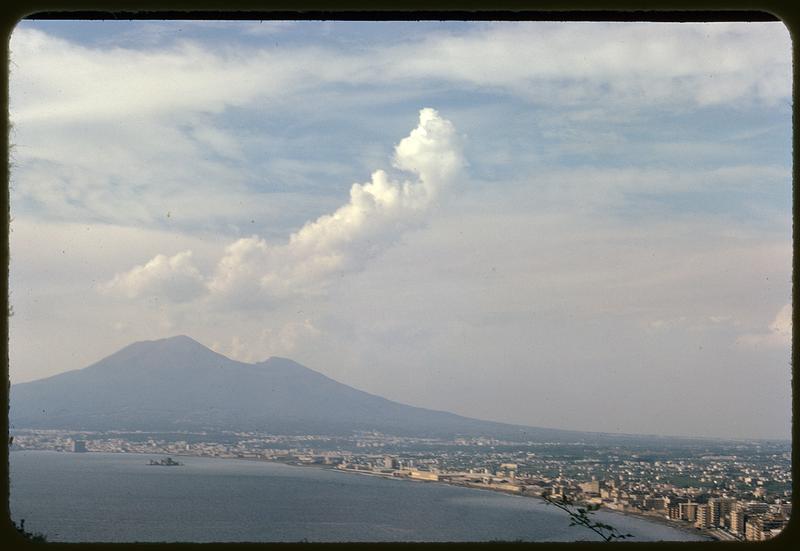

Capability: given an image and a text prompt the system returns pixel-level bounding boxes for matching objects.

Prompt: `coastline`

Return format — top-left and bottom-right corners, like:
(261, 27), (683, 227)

(12, 448), (718, 541)
(598, 506), (714, 541)
(205, 452), (717, 541)
(261, 458), (717, 541)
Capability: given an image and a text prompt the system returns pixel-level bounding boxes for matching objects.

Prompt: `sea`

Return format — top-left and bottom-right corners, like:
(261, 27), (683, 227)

(10, 450), (710, 542)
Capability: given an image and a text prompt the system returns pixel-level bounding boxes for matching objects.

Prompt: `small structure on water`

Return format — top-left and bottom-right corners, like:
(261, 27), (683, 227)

(148, 457), (183, 466)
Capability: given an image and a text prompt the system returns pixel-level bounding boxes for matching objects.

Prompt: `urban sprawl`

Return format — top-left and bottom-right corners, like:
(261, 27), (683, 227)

(11, 429), (791, 541)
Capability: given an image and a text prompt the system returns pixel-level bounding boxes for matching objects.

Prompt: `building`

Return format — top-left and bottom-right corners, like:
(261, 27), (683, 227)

(714, 497), (736, 528)
(744, 501), (770, 515)
(72, 440), (87, 453)
(680, 502), (698, 522)
(644, 496), (668, 512)
(745, 519), (759, 541)
(409, 470), (439, 481)
(695, 504), (710, 528)
(745, 515), (786, 541)
(706, 498), (721, 527)
(579, 480), (601, 496)
(730, 507), (745, 536)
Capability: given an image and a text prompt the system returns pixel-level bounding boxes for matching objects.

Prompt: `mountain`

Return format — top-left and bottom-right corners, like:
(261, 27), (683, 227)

(10, 335), (596, 441)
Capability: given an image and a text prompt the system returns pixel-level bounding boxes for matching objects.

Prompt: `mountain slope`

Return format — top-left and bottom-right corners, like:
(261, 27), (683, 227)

(11, 335), (583, 440)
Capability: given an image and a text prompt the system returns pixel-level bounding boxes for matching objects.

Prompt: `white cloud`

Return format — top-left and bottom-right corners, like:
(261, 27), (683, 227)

(10, 22), (790, 128)
(8, 23), (790, 232)
(384, 22), (791, 108)
(208, 108), (463, 305)
(736, 303), (792, 349)
(10, 31), (262, 124)
(770, 303), (792, 337)
(204, 108), (463, 306)
(211, 319), (323, 363)
(103, 108), (464, 307)
(101, 250), (206, 302)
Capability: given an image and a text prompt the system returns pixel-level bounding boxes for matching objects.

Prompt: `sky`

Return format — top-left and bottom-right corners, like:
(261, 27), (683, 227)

(8, 20), (793, 441)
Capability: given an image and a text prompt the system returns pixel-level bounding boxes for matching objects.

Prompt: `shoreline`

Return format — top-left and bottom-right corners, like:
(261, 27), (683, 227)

(211, 454), (717, 541)
(327, 466), (714, 540)
(12, 448), (717, 541)
(598, 507), (715, 541)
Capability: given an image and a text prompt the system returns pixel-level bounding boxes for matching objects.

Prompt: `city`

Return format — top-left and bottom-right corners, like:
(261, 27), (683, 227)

(11, 428), (791, 541)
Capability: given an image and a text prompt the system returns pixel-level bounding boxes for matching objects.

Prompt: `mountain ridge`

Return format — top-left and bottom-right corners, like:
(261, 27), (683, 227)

(9, 335), (664, 444)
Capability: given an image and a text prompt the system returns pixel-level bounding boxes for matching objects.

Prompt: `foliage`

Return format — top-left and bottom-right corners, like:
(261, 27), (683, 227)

(541, 491), (633, 542)
(13, 519), (47, 542)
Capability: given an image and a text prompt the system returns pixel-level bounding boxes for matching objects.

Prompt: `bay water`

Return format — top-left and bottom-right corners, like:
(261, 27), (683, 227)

(10, 450), (709, 542)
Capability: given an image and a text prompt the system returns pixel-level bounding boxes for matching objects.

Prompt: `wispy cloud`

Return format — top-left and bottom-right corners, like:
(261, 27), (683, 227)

(384, 22), (791, 108)
(10, 22), (790, 127)
(9, 23), (790, 230)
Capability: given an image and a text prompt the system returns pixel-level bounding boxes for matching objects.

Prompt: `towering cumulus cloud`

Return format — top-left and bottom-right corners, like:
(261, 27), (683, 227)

(102, 108), (464, 306)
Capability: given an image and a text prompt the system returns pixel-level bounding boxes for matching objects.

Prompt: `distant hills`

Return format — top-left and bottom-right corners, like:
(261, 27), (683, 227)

(9, 335), (688, 444)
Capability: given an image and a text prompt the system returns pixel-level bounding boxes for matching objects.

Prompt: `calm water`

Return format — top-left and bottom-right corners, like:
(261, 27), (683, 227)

(10, 450), (709, 542)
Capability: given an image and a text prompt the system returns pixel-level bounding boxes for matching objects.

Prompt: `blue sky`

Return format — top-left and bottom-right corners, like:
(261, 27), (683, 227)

(8, 20), (792, 439)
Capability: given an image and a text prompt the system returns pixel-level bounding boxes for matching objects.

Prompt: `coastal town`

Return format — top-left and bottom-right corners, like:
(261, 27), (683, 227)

(11, 428), (791, 541)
